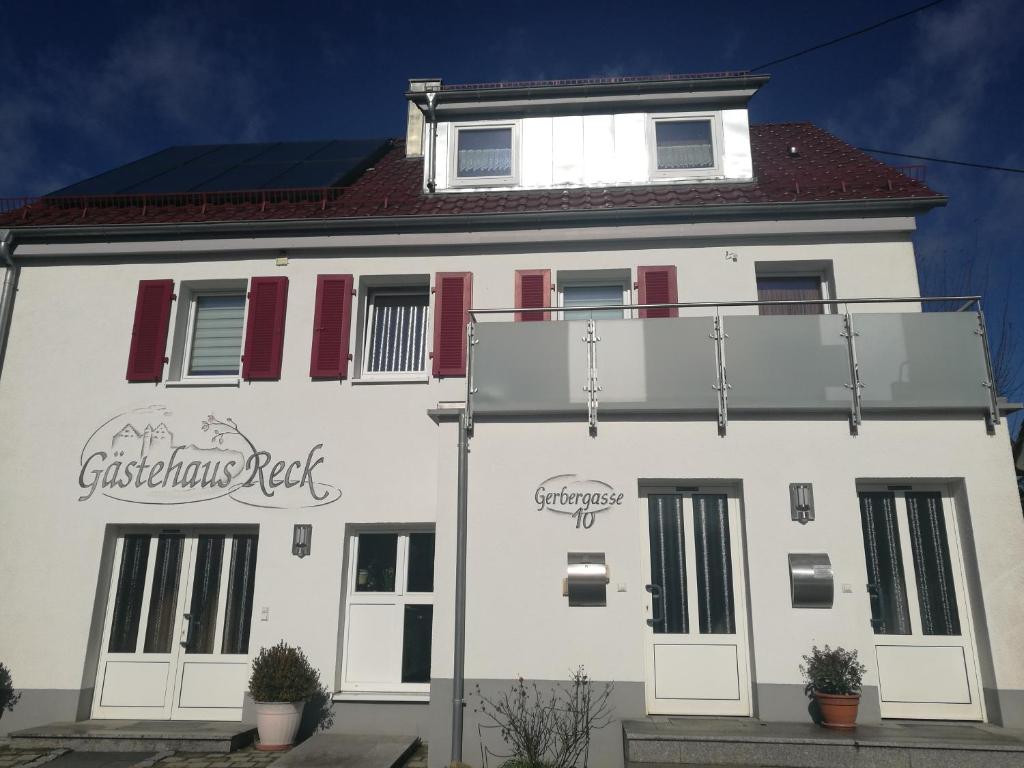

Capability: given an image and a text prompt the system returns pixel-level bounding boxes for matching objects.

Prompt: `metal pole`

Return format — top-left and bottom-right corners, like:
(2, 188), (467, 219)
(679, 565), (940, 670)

(450, 322), (474, 764)
(0, 231), (19, 381)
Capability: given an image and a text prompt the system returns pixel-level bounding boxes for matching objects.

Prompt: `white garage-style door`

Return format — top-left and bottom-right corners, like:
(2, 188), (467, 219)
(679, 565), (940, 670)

(858, 487), (983, 720)
(92, 529), (259, 720)
(641, 488), (752, 716)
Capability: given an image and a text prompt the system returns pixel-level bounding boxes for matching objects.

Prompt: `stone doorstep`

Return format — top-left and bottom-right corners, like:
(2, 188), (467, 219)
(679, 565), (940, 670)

(8, 723), (256, 755)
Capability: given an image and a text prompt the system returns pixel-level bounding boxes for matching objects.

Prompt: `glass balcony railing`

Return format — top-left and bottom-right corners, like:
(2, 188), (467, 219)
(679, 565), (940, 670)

(465, 297), (1000, 434)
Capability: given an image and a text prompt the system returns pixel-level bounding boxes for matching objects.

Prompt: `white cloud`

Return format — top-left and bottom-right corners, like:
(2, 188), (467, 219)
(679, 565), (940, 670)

(0, 10), (272, 196)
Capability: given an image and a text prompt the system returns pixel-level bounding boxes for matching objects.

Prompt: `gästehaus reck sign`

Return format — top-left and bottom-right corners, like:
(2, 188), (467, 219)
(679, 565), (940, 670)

(78, 405), (341, 508)
(535, 474), (624, 528)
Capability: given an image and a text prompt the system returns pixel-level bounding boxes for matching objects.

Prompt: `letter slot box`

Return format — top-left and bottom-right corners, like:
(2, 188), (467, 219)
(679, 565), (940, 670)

(789, 553), (834, 609)
(566, 552), (609, 607)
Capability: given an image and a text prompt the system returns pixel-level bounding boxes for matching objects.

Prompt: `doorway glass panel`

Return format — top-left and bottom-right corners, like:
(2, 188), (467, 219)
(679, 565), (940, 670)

(144, 534), (185, 653)
(186, 535), (224, 654)
(108, 534), (151, 653)
(222, 534), (259, 654)
(906, 492), (961, 636)
(647, 494), (688, 634)
(859, 492), (912, 635)
(693, 494), (735, 634)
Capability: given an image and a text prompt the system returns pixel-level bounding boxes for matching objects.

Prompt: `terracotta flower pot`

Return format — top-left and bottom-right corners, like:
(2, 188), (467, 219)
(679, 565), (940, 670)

(254, 700), (305, 750)
(815, 691), (860, 729)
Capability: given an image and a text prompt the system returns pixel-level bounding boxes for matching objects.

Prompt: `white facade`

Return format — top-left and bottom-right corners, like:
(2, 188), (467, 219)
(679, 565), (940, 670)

(1, 74), (1022, 768)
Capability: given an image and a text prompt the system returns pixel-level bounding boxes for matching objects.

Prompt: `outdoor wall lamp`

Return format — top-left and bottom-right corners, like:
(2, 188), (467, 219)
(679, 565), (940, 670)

(292, 524), (312, 558)
(790, 483), (815, 524)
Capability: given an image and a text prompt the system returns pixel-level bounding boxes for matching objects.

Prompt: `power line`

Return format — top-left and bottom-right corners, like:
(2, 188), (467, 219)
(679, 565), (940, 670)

(750, 0), (948, 72)
(860, 148), (1024, 175)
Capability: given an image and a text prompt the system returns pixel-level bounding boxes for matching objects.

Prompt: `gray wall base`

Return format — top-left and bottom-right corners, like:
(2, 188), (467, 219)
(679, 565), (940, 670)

(242, 692), (430, 743)
(0, 688), (92, 737)
(755, 683), (881, 724)
(985, 688), (1024, 729)
(428, 678), (645, 768)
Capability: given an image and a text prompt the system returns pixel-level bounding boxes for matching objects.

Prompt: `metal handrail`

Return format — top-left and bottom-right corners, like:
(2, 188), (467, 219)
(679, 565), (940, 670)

(469, 295), (982, 318)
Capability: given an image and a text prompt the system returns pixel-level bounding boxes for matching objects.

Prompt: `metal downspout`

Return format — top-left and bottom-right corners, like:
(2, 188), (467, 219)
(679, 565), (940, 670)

(426, 92), (438, 194)
(450, 407), (470, 763)
(0, 231), (18, 380)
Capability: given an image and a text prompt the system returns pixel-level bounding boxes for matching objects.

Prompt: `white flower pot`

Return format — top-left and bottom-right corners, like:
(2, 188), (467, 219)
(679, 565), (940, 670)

(254, 700), (305, 751)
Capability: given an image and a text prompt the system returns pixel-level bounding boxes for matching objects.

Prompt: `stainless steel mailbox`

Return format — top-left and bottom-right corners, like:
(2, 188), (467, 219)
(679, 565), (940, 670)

(789, 553), (834, 609)
(566, 552), (609, 607)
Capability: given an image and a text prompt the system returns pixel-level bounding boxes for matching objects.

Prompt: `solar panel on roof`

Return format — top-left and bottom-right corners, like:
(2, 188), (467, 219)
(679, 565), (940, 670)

(45, 139), (391, 196)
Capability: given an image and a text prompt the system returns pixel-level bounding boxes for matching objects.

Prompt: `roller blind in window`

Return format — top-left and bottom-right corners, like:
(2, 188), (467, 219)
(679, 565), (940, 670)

(189, 294), (245, 376)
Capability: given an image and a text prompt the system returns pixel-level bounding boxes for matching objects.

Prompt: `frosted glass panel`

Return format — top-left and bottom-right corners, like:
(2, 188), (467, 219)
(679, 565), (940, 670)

(855, 313), (991, 410)
(473, 321), (587, 414)
(599, 317), (718, 412)
(725, 314), (850, 411)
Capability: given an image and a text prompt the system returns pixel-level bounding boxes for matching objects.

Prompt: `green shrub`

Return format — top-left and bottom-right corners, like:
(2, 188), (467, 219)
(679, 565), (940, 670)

(249, 642), (321, 703)
(800, 645), (867, 696)
(0, 662), (21, 719)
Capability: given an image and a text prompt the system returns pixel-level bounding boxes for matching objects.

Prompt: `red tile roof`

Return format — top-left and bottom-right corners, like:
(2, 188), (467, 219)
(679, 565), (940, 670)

(0, 123), (943, 229)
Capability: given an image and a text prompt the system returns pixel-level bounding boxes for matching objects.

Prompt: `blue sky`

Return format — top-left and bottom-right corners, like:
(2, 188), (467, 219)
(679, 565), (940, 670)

(3, 0), (1022, 424)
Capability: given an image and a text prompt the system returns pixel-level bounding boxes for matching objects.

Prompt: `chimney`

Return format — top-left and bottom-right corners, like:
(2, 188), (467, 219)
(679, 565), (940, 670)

(406, 78), (442, 157)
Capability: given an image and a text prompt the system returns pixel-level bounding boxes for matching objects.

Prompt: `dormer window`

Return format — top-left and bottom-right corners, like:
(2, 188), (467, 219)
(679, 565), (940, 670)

(649, 114), (722, 179)
(451, 123), (517, 186)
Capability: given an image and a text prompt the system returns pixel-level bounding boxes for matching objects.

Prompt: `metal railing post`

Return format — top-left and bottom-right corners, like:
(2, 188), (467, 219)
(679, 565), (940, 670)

(842, 310), (864, 434)
(975, 307), (1001, 432)
(711, 311), (730, 434)
(582, 318), (601, 434)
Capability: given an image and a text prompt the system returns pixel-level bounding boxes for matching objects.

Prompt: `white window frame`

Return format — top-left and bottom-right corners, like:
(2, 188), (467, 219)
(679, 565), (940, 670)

(340, 530), (435, 696)
(359, 286), (431, 382)
(557, 275), (631, 320)
(179, 290), (247, 384)
(647, 112), (723, 180)
(449, 120), (520, 187)
(754, 268), (833, 315)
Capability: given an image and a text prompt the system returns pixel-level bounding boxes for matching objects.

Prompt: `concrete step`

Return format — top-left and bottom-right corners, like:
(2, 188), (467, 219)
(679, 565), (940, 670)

(623, 718), (1024, 768)
(8, 720), (255, 753)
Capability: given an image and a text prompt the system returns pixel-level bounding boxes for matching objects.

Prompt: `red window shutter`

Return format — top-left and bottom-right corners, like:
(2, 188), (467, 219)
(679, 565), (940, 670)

(242, 276), (288, 381)
(637, 265), (679, 319)
(514, 269), (551, 321)
(309, 274), (354, 378)
(432, 272), (473, 377)
(125, 279), (174, 382)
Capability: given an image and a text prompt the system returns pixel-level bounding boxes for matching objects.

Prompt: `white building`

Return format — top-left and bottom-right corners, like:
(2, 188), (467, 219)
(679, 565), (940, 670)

(0, 72), (1021, 768)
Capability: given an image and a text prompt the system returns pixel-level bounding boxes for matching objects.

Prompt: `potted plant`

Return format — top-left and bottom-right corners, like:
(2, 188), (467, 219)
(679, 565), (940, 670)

(1, 662), (21, 720)
(248, 642), (321, 750)
(800, 645), (867, 730)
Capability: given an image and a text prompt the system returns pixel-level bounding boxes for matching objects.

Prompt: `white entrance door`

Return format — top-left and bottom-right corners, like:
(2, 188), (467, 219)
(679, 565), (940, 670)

(858, 488), (983, 720)
(641, 489), (751, 715)
(92, 529), (259, 721)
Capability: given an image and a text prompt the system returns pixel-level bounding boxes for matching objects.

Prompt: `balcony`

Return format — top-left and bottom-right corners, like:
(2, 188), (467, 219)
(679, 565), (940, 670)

(465, 297), (1000, 434)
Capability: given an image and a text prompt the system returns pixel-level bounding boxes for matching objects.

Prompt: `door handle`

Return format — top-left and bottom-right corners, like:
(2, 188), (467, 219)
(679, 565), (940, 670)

(645, 584), (664, 627)
(180, 613), (197, 650)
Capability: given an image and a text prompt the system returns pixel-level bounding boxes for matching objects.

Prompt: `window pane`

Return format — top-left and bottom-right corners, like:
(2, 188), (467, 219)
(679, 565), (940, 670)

(407, 533), (435, 592)
(693, 494), (736, 635)
(562, 284), (624, 320)
(366, 291), (429, 373)
(108, 535), (151, 653)
(355, 534), (398, 592)
(906, 493), (961, 636)
(457, 128), (512, 178)
(221, 535), (259, 654)
(143, 534), (184, 653)
(859, 492), (912, 635)
(401, 605), (433, 683)
(186, 535), (224, 654)
(647, 495), (688, 634)
(757, 275), (824, 316)
(655, 120), (714, 169)
(188, 294), (245, 376)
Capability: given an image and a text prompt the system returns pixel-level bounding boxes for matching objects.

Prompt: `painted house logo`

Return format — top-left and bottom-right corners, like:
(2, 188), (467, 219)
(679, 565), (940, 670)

(78, 405), (341, 508)
(535, 474), (625, 529)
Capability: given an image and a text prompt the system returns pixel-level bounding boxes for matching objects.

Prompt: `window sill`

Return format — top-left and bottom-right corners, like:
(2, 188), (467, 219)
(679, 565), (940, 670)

(353, 375), (430, 385)
(332, 691), (429, 703)
(166, 378), (241, 388)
